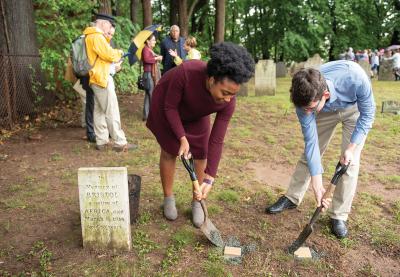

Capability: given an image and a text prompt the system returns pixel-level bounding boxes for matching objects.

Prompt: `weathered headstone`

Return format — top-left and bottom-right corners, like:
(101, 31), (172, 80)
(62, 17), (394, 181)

(379, 59), (395, 81)
(237, 77), (255, 97)
(358, 60), (372, 78)
(290, 54), (323, 76)
(304, 54), (323, 70)
(276, 62), (287, 77)
(255, 60), (276, 96)
(289, 61), (305, 77)
(381, 101), (400, 114)
(78, 167), (132, 251)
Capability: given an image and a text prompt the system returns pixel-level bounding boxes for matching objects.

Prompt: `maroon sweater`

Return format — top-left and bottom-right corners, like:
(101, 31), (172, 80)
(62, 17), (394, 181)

(146, 60), (236, 177)
(142, 45), (155, 72)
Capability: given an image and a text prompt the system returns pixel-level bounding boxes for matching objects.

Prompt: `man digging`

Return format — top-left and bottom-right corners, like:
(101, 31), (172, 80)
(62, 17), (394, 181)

(265, 60), (375, 238)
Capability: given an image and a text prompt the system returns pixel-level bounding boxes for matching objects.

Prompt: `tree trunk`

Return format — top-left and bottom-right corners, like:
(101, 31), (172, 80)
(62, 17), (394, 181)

(178, 0), (188, 37)
(0, 0), (48, 128)
(98, 0), (112, 15)
(169, 0), (179, 26)
(328, 1), (337, 61)
(130, 0), (139, 24)
(142, 0), (152, 27)
(214, 0), (225, 43)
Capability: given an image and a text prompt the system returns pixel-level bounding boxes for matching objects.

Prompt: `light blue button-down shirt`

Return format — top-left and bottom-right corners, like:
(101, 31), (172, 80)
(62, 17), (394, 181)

(296, 60), (376, 176)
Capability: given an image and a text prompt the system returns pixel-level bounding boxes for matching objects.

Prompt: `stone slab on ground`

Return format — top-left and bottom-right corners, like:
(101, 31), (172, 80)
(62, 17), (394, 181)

(255, 59), (276, 96)
(294, 246), (312, 259)
(224, 246), (242, 257)
(78, 167), (132, 251)
(381, 100), (400, 114)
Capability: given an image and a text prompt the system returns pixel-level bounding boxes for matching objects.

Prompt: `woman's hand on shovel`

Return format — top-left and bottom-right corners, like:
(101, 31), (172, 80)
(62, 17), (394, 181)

(178, 136), (190, 158)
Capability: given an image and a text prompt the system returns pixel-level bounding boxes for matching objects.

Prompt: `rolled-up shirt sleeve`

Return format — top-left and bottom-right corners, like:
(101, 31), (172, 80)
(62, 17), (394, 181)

(205, 98), (236, 177)
(296, 108), (323, 176)
(351, 77), (375, 144)
(164, 68), (186, 140)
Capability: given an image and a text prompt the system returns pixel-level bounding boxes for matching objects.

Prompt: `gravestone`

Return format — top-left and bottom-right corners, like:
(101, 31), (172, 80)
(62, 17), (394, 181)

(381, 101), (400, 114)
(289, 62), (305, 76)
(276, 62), (287, 77)
(78, 167), (132, 251)
(304, 54), (323, 70)
(290, 54), (323, 76)
(237, 77), (255, 97)
(255, 60), (276, 96)
(358, 60), (372, 78)
(379, 59), (395, 81)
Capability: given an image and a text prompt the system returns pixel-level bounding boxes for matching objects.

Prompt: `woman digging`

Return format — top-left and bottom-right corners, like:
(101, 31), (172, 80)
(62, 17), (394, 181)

(146, 42), (255, 227)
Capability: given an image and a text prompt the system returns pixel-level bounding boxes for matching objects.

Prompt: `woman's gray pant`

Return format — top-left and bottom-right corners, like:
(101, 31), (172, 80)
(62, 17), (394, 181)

(143, 72), (154, 120)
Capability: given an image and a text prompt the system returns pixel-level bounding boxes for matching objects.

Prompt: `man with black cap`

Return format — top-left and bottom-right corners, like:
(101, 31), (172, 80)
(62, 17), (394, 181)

(83, 13), (136, 152)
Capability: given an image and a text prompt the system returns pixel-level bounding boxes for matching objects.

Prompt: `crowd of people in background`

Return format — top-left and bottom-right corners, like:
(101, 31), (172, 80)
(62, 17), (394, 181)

(339, 46), (400, 80)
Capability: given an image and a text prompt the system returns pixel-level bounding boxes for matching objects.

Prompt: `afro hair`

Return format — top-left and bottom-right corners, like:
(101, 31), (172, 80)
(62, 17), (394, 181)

(207, 42), (255, 84)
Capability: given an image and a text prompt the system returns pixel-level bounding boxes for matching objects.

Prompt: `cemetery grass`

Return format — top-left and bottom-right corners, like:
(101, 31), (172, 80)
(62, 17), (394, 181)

(0, 79), (399, 276)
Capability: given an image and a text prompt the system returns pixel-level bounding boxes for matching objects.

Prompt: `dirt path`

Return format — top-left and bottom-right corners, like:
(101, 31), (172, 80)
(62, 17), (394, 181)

(0, 93), (399, 276)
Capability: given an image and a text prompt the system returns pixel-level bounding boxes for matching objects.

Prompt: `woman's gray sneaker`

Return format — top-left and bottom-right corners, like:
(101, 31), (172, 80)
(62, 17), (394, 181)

(163, 196), (178, 220)
(192, 200), (205, 228)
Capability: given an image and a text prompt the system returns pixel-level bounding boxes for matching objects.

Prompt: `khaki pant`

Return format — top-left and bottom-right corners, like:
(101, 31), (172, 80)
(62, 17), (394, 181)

(91, 76), (127, 147)
(285, 105), (365, 221)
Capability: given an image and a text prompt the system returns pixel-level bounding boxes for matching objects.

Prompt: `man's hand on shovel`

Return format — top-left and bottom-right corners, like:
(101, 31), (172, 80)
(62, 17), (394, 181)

(311, 174), (332, 212)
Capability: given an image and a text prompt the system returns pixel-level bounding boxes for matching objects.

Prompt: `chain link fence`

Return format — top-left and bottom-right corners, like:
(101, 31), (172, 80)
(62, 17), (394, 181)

(0, 54), (56, 129)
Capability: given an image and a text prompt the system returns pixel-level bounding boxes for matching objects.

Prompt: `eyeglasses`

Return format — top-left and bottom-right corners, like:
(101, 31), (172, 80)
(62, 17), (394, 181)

(303, 98), (322, 114)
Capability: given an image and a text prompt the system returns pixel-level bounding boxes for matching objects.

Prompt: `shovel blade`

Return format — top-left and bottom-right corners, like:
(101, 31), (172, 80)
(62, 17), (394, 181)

(288, 224), (313, 254)
(200, 218), (224, 247)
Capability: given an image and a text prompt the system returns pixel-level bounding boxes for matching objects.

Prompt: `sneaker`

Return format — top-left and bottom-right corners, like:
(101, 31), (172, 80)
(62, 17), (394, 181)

(113, 143), (137, 152)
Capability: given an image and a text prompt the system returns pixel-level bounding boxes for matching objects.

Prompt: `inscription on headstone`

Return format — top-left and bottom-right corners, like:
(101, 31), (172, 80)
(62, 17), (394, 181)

(255, 60), (276, 96)
(276, 62), (287, 78)
(78, 167), (131, 251)
(379, 59), (395, 81)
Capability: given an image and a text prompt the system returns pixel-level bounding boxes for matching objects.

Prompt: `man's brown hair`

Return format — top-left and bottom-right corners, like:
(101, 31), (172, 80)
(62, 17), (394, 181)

(290, 68), (327, 107)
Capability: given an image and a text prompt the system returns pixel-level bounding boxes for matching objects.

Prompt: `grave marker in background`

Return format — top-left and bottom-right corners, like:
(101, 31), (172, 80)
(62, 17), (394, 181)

(276, 62), (287, 77)
(78, 167), (131, 251)
(358, 60), (372, 78)
(237, 77), (255, 97)
(379, 59), (395, 81)
(255, 60), (276, 96)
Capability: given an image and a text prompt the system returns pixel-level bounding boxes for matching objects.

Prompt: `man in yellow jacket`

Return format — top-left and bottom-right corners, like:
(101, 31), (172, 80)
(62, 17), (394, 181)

(84, 14), (136, 152)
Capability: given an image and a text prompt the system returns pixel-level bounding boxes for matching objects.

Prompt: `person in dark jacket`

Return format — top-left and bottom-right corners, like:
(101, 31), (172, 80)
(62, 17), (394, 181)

(160, 25), (186, 74)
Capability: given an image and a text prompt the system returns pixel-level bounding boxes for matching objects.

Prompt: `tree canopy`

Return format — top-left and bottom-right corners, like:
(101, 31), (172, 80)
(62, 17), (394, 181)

(26, 0), (400, 95)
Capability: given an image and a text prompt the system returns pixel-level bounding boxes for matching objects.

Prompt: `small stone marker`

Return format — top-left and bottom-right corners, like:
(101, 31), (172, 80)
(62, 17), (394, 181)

(381, 100), (400, 114)
(255, 59), (276, 96)
(78, 167), (132, 251)
(293, 246), (312, 259)
(224, 246), (242, 258)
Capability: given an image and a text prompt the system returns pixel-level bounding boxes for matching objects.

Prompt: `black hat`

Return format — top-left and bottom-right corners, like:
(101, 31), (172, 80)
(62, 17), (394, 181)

(94, 13), (116, 27)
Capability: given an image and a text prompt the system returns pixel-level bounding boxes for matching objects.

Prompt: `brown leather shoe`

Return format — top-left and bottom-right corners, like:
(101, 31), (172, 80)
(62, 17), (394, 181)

(96, 144), (109, 151)
(113, 143), (137, 152)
